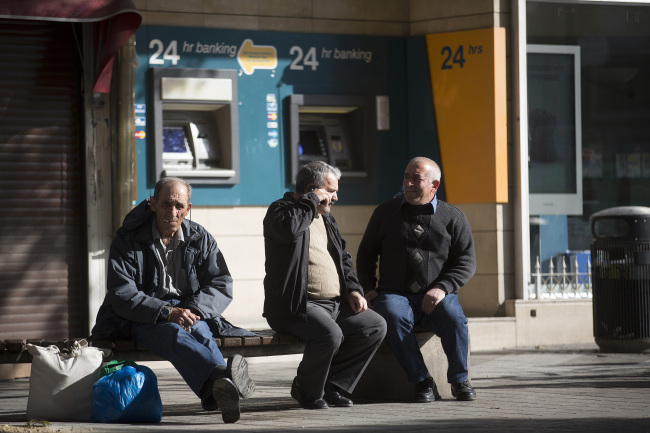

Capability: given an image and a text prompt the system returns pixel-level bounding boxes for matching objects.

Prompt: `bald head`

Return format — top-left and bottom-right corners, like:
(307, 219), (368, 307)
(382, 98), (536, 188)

(403, 157), (441, 205)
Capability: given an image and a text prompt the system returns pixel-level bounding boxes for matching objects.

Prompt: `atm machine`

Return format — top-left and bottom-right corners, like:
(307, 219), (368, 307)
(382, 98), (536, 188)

(149, 68), (240, 184)
(286, 94), (376, 184)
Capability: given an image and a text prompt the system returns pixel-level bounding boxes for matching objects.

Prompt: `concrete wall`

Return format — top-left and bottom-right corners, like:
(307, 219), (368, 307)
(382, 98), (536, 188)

(410, 0), (511, 34)
(459, 203), (515, 318)
(505, 299), (595, 348)
(132, 0), (410, 36)
(132, 0), (510, 36)
(468, 300), (595, 352)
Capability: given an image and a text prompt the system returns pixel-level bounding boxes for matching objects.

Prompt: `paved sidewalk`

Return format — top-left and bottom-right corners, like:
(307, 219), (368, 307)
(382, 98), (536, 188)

(1, 346), (649, 433)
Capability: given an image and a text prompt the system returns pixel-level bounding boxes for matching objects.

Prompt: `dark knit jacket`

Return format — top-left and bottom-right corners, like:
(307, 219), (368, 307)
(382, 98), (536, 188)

(356, 196), (476, 295)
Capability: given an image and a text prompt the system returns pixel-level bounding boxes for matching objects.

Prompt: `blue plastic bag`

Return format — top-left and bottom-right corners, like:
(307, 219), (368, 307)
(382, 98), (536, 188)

(91, 364), (163, 423)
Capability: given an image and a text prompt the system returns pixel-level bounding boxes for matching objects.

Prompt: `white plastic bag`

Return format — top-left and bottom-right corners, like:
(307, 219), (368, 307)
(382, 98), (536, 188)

(26, 340), (107, 421)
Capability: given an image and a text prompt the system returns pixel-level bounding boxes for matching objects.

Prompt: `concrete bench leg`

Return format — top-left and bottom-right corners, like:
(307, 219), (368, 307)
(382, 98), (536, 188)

(352, 332), (470, 401)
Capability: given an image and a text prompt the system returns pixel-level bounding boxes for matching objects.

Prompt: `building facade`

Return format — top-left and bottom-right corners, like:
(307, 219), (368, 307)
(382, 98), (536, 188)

(1, 0), (648, 358)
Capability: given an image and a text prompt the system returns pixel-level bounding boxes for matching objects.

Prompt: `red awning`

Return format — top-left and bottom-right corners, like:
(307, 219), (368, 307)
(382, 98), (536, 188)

(0, 0), (142, 92)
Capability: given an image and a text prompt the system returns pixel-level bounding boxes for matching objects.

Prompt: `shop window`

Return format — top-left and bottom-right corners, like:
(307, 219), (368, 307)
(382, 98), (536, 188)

(527, 44), (583, 216)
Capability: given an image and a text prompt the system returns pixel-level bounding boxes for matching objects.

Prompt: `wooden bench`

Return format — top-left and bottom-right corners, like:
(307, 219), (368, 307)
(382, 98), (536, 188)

(0, 328), (466, 400)
(0, 330), (305, 364)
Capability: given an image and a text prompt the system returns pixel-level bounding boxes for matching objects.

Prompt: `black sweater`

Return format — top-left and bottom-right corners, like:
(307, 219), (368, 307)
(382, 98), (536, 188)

(357, 196), (476, 295)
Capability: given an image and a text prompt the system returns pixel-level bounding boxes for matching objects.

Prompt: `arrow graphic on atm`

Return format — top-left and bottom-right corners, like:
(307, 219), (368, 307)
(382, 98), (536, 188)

(237, 39), (278, 75)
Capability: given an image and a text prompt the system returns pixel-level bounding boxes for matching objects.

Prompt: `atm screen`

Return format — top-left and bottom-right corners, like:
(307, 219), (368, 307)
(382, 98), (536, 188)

(162, 125), (194, 168)
(299, 127), (327, 157)
(163, 126), (191, 153)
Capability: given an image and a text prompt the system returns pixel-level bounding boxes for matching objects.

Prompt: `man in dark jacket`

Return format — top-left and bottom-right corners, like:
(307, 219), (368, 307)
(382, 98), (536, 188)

(357, 157), (477, 402)
(263, 161), (386, 410)
(90, 177), (254, 423)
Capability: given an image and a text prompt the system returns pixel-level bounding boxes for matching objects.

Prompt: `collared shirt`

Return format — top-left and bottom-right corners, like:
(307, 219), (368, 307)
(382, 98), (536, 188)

(400, 194), (438, 213)
(152, 221), (187, 297)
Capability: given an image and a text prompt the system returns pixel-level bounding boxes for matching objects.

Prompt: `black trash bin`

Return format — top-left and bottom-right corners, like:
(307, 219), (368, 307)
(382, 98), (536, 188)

(590, 206), (650, 353)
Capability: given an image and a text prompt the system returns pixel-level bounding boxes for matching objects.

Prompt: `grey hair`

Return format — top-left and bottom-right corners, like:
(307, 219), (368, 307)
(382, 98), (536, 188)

(296, 161), (341, 193)
(153, 176), (193, 200)
(408, 157), (441, 182)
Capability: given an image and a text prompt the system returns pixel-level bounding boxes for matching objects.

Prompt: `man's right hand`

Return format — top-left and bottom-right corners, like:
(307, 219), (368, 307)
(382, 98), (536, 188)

(364, 290), (379, 309)
(310, 187), (330, 204)
(169, 307), (201, 331)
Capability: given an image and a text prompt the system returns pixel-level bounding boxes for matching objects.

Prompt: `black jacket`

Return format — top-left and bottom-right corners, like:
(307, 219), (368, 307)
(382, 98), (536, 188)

(263, 192), (363, 321)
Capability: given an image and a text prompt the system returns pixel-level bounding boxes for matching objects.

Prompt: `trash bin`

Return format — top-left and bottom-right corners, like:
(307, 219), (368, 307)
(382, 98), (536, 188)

(590, 206), (650, 353)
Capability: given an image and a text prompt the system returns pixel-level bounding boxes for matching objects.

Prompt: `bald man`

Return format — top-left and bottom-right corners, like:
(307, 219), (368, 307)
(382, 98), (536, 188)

(357, 157), (477, 402)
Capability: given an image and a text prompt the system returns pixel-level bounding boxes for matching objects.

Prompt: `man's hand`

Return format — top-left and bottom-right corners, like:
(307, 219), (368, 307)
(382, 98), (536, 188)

(422, 287), (446, 315)
(310, 187), (330, 205)
(169, 307), (201, 331)
(364, 289), (379, 309)
(348, 291), (368, 314)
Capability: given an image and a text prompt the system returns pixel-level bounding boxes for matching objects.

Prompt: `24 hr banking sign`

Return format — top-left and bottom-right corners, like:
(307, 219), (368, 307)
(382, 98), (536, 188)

(137, 26), (388, 84)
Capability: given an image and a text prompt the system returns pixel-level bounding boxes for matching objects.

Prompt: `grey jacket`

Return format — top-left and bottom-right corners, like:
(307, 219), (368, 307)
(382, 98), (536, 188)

(90, 198), (233, 340)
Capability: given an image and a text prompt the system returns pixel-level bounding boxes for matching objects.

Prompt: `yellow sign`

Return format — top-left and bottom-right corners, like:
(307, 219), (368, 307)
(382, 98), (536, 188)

(426, 28), (507, 204)
(237, 39), (278, 75)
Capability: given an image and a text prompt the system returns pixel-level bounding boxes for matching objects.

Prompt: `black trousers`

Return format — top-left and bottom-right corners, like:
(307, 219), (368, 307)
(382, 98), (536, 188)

(266, 298), (387, 398)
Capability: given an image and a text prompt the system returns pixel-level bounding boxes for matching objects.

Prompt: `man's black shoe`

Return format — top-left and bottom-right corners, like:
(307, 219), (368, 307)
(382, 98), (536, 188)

(227, 354), (256, 398)
(212, 378), (241, 423)
(451, 380), (476, 401)
(200, 365), (225, 411)
(324, 383), (353, 407)
(415, 377), (440, 403)
(200, 395), (218, 411)
(291, 377), (328, 410)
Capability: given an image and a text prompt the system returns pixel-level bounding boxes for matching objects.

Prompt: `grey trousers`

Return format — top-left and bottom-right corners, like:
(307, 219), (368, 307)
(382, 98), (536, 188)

(266, 298), (387, 399)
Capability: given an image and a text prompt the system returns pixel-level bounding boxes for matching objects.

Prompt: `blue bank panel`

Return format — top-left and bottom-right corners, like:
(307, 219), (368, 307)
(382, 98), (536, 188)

(134, 26), (437, 206)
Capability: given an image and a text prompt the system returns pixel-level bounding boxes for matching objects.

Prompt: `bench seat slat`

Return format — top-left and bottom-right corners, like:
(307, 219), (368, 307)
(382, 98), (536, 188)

(243, 336), (262, 346)
(221, 337), (244, 347)
(1, 329), (430, 364)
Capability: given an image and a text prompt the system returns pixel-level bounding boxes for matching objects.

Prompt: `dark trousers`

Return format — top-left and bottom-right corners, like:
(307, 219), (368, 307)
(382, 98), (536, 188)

(267, 298), (387, 398)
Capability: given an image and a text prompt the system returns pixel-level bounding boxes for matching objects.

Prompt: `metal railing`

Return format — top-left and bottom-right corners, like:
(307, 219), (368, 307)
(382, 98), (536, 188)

(529, 255), (592, 300)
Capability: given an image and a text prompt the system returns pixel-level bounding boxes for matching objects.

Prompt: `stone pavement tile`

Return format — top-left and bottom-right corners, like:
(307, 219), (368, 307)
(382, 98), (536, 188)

(0, 351), (649, 433)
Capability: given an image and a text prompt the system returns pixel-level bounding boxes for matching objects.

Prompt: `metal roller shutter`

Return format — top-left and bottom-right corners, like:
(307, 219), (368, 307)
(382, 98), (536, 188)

(0, 19), (85, 339)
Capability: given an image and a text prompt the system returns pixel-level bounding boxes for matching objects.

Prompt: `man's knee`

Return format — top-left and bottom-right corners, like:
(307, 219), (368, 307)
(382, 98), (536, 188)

(436, 295), (467, 325)
(191, 320), (215, 342)
(307, 326), (344, 354)
(374, 302), (411, 330)
(369, 314), (388, 341)
(328, 327), (345, 350)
